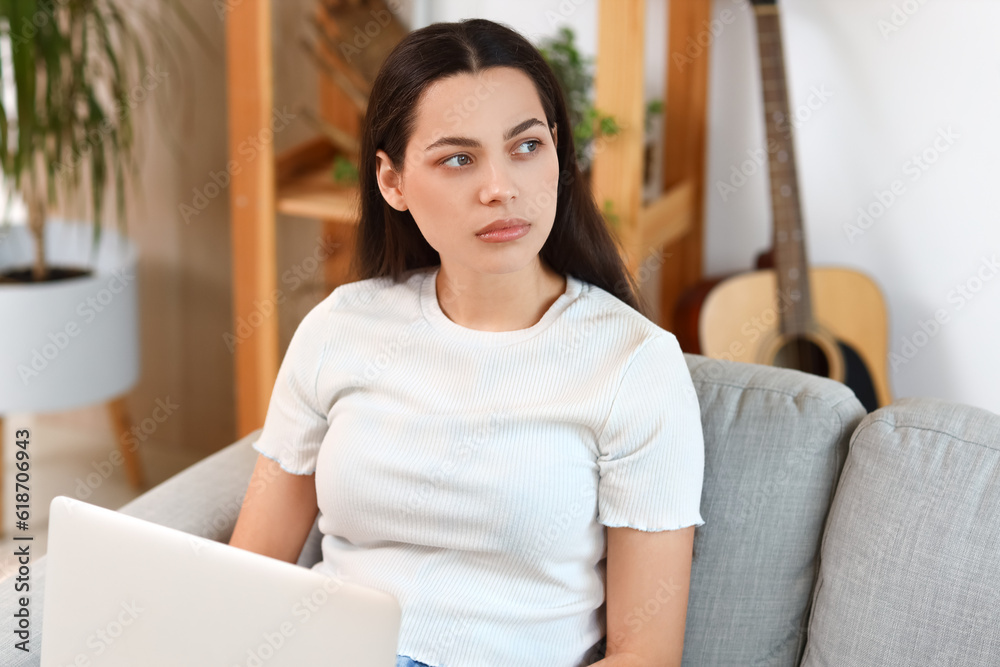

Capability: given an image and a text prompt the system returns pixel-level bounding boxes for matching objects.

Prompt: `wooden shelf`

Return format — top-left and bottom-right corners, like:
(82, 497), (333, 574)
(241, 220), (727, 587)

(592, 1), (710, 328)
(629, 179), (694, 267)
(275, 135), (360, 222)
(276, 164), (359, 222)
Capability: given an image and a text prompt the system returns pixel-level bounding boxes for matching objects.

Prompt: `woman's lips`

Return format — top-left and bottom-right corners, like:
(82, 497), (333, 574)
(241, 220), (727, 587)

(475, 224), (530, 243)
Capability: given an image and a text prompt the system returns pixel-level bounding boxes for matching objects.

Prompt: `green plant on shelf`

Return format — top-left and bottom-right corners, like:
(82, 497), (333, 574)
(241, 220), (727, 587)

(332, 155), (359, 185)
(538, 26), (664, 175)
(538, 25), (616, 173)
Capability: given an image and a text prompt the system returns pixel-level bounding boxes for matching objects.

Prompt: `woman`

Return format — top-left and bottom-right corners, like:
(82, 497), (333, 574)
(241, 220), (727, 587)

(229, 18), (705, 667)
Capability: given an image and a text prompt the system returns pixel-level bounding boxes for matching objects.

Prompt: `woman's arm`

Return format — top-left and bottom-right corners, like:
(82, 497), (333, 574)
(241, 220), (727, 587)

(593, 524), (697, 667)
(228, 453), (320, 564)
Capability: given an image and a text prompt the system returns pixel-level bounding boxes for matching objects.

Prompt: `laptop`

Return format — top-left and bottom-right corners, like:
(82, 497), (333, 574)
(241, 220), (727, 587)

(40, 495), (401, 666)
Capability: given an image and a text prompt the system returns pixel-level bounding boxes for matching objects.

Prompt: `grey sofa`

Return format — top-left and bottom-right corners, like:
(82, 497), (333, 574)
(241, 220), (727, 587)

(3, 355), (998, 666)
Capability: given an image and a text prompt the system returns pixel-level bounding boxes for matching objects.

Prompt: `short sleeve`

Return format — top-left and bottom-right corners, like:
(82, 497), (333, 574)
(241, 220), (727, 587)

(251, 298), (333, 475)
(596, 332), (706, 531)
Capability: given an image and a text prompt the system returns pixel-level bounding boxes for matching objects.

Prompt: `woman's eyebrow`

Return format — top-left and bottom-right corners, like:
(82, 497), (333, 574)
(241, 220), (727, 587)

(423, 117), (546, 152)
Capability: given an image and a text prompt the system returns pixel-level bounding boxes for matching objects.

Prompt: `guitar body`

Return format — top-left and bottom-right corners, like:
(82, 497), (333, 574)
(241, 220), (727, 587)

(698, 267), (891, 412)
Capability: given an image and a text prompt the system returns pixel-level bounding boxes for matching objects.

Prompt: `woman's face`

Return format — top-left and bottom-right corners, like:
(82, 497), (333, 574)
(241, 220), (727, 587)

(375, 66), (560, 277)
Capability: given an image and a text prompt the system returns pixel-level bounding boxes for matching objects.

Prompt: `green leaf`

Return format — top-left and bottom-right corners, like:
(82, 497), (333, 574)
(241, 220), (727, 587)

(332, 155), (359, 184)
(0, 0), (212, 269)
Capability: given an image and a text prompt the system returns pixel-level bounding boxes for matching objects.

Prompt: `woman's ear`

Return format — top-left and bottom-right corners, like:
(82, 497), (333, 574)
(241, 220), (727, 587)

(375, 149), (408, 212)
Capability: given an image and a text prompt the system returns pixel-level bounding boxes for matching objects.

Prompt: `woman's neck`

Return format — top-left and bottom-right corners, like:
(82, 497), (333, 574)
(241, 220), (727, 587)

(435, 260), (567, 332)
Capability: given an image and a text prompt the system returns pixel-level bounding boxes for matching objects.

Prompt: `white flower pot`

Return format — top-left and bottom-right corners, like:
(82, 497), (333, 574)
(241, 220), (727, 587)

(0, 218), (140, 414)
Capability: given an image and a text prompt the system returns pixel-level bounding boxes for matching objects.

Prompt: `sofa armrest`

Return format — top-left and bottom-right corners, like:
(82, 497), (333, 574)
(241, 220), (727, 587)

(115, 427), (262, 541)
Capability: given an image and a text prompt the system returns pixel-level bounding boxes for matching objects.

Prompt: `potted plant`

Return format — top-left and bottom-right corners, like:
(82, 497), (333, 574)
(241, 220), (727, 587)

(0, 4), (210, 421)
(538, 26), (621, 176)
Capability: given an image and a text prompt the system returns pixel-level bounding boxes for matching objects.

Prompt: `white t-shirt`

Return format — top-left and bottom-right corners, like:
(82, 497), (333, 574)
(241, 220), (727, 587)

(251, 264), (706, 667)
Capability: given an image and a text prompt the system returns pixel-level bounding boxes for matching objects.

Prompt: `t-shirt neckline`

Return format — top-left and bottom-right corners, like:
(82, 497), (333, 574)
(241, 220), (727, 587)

(420, 265), (583, 346)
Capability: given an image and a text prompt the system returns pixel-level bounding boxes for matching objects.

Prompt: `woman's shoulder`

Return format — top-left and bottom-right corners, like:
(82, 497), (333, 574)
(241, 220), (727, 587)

(287, 269), (428, 344)
(570, 277), (675, 350)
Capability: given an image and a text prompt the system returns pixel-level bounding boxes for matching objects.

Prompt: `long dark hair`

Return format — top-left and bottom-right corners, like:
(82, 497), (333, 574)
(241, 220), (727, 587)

(350, 18), (650, 317)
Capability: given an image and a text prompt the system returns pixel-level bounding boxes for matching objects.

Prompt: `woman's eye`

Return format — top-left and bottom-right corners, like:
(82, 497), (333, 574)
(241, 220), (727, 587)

(515, 139), (541, 154)
(442, 154), (472, 168)
(441, 140), (542, 168)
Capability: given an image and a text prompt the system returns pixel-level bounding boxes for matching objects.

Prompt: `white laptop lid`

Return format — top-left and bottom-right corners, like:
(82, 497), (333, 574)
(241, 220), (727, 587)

(40, 496), (401, 667)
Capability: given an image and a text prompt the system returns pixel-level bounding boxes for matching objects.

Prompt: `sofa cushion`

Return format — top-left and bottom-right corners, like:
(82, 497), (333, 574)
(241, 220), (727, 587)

(802, 397), (1000, 666)
(681, 356), (866, 667)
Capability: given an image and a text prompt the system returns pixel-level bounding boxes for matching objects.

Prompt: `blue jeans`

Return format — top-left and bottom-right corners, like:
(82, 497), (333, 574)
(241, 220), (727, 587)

(396, 656), (433, 667)
(395, 635), (607, 666)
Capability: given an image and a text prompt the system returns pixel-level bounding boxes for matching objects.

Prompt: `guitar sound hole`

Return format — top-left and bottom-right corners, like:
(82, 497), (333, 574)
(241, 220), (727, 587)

(772, 337), (830, 377)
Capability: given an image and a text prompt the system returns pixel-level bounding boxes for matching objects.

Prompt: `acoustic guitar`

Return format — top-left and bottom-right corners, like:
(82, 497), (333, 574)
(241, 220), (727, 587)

(673, 0), (891, 412)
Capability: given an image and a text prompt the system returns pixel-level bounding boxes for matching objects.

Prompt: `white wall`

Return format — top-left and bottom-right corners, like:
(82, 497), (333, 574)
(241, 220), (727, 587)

(427, 0), (999, 414)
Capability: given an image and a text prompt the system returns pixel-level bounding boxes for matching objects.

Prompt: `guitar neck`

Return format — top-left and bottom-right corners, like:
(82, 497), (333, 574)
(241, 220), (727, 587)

(753, 1), (814, 334)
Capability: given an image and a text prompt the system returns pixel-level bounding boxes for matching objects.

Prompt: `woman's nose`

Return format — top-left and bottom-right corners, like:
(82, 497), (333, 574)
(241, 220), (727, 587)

(479, 158), (517, 203)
